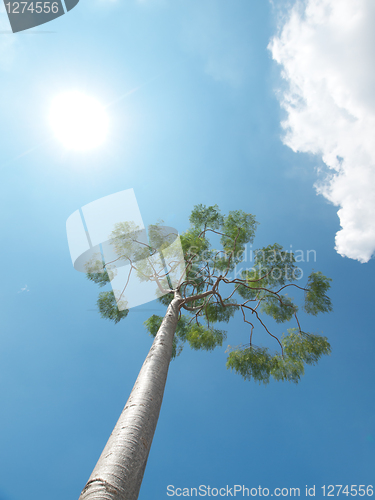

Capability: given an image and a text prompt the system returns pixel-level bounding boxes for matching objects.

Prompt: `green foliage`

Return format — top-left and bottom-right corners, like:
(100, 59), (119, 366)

(87, 267), (111, 287)
(204, 300), (237, 324)
(157, 292), (174, 307)
(148, 221), (174, 252)
(260, 294), (297, 323)
(173, 314), (191, 342)
(179, 229), (213, 294)
(215, 211), (258, 272)
(180, 229), (211, 265)
(186, 324), (226, 351)
(144, 314), (190, 359)
(143, 314), (163, 337)
(236, 244), (301, 303)
(252, 243), (301, 287)
(220, 210), (258, 256)
(189, 204), (224, 231)
(226, 328), (331, 384)
(109, 221), (144, 261)
(226, 346), (273, 384)
(85, 255), (112, 287)
(97, 291), (129, 324)
(144, 314), (226, 357)
(143, 313), (194, 343)
(304, 271), (333, 315)
(269, 354), (305, 384)
(143, 314), (183, 358)
(282, 328), (331, 365)
(236, 268), (262, 300)
(185, 205), (258, 274)
(226, 346), (305, 384)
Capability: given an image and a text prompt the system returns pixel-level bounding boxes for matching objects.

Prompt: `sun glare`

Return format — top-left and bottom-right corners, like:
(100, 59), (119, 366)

(50, 91), (109, 151)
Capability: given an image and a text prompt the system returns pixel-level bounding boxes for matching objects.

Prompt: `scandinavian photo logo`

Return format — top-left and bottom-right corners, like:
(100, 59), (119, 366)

(66, 189), (186, 311)
(3, 0), (79, 33)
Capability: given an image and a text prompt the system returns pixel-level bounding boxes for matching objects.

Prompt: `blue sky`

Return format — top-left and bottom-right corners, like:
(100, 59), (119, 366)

(0, 0), (374, 499)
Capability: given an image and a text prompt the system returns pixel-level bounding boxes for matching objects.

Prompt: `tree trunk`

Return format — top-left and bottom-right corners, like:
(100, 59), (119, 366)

(78, 295), (181, 500)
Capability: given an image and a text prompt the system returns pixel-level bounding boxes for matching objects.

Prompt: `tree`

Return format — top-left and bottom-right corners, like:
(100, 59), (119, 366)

(78, 204), (332, 500)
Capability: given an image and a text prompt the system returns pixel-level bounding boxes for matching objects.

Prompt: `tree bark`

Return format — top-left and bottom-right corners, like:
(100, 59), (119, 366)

(79, 295), (182, 500)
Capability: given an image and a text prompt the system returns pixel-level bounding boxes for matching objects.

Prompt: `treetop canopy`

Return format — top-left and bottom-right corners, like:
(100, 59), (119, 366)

(86, 204), (333, 384)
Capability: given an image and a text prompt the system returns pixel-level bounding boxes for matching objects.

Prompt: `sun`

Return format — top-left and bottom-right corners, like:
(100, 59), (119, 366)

(49, 91), (109, 151)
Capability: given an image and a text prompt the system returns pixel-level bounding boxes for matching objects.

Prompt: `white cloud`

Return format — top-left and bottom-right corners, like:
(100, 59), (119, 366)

(18, 285), (30, 293)
(268, 0), (375, 263)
